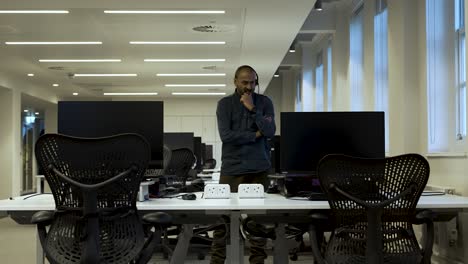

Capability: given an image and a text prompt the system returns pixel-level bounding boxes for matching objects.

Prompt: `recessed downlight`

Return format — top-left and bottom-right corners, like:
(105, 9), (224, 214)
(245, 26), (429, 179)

(73, 92), (79, 96)
(27, 73), (34, 77)
(52, 84), (59, 87)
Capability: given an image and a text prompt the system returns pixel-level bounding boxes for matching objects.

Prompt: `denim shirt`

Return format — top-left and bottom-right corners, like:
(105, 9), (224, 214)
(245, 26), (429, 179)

(216, 91), (276, 176)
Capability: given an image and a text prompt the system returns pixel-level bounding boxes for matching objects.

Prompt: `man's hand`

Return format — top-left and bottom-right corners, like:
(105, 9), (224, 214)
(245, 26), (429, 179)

(255, 130), (262, 138)
(240, 93), (255, 111)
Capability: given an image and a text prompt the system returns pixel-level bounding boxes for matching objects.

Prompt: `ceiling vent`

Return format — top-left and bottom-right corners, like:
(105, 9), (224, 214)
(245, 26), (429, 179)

(0, 25), (18, 34)
(47, 66), (67, 71)
(192, 24), (235, 33)
(202, 65), (218, 70)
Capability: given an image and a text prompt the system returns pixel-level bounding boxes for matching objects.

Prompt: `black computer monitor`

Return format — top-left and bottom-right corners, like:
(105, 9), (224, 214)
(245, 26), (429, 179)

(205, 145), (213, 160)
(193, 137), (203, 171)
(269, 135), (281, 174)
(280, 111), (385, 174)
(201, 143), (206, 163)
(163, 132), (194, 151)
(58, 101), (164, 168)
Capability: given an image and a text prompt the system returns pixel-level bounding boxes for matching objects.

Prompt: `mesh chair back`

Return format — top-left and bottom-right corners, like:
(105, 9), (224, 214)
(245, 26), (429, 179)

(165, 148), (196, 187)
(317, 154), (430, 263)
(34, 133), (150, 264)
(163, 144), (172, 170)
(35, 133), (150, 210)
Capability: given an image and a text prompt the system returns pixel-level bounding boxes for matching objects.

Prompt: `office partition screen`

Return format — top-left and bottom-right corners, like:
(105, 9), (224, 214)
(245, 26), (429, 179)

(58, 101), (164, 168)
(280, 112), (385, 174)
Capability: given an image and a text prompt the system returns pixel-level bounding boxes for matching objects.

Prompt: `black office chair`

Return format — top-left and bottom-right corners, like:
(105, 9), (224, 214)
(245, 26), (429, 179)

(165, 148), (198, 189)
(145, 144), (172, 178)
(202, 158), (217, 170)
(33, 133), (171, 264)
(310, 153), (434, 264)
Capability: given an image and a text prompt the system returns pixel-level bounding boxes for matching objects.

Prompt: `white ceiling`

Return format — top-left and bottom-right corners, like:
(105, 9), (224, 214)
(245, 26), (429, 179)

(0, 0), (318, 99)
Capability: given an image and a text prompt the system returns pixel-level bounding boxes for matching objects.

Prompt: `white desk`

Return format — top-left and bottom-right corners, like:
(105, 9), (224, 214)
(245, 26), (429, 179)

(2, 193), (468, 264)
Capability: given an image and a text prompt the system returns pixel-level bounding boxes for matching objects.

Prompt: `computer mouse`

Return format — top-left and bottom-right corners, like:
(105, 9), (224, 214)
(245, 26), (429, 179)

(164, 187), (177, 193)
(181, 193), (197, 200)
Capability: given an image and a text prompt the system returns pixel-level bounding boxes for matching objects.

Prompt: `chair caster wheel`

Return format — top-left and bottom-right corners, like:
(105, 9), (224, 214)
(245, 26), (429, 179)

(290, 253), (298, 261)
(197, 253), (206, 260)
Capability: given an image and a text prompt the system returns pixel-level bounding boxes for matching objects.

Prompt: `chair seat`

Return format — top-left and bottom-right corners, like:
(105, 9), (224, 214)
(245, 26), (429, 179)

(326, 253), (422, 264)
(45, 212), (146, 264)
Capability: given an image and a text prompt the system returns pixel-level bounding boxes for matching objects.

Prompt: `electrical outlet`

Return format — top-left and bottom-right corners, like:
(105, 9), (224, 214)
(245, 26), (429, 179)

(238, 184), (265, 198)
(204, 184), (231, 199)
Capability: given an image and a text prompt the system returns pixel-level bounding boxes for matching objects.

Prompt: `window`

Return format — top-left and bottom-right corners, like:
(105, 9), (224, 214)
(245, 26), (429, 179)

(327, 41), (333, 111)
(374, 0), (389, 151)
(295, 74), (302, 112)
(455, 0), (466, 140)
(426, 0), (452, 152)
(316, 51), (324, 111)
(350, 5), (364, 111)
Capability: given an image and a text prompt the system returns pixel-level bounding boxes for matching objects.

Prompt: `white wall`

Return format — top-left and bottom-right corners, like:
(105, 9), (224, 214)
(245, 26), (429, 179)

(0, 88), (13, 199)
(163, 98), (222, 166)
(264, 76), (282, 134)
(0, 73), (59, 197)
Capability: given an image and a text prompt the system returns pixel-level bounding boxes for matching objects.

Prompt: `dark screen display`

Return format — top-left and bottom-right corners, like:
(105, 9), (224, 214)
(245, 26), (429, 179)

(58, 101), (164, 168)
(163, 132), (194, 151)
(280, 112), (385, 173)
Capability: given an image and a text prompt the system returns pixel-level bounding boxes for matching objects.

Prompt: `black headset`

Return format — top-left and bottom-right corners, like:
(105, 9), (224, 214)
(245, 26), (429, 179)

(235, 65), (260, 93)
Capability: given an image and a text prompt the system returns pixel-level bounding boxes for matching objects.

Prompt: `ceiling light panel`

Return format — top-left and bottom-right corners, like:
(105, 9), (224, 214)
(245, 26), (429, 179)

(0, 10), (69, 14)
(130, 41), (225, 45)
(104, 10), (225, 14)
(103, 92), (158, 95)
(5, 42), (102, 45)
(73, 74), (137, 77)
(157, 73), (226, 77)
(144, 59), (225, 62)
(165, 84), (226, 87)
(39, 59), (121, 62)
(172, 92), (226, 95)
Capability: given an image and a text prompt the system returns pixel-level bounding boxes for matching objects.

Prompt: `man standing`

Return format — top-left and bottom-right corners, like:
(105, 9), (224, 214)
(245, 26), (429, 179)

(210, 65), (276, 264)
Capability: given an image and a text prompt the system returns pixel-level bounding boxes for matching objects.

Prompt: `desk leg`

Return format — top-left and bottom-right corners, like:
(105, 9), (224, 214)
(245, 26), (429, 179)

(36, 230), (44, 264)
(460, 211), (468, 264)
(229, 211), (244, 264)
(273, 223), (287, 264)
(170, 224), (194, 264)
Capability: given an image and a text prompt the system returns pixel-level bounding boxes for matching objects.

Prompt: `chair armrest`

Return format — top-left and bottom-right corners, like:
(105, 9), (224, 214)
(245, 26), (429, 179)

(31, 211), (54, 225)
(413, 209), (434, 224)
(142, 212), (172, 226)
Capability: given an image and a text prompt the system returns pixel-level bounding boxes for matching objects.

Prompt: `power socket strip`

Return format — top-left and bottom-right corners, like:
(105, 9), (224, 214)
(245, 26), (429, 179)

(204, 184), (231, 199)
(238, 184), (265, 199)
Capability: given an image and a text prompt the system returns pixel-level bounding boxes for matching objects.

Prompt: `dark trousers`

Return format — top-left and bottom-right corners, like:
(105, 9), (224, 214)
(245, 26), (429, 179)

(210, 171), (269, 264)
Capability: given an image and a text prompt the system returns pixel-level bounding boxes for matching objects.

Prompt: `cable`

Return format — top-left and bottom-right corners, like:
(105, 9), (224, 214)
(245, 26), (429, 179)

(22, 193), (52, 200)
